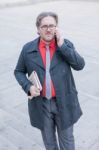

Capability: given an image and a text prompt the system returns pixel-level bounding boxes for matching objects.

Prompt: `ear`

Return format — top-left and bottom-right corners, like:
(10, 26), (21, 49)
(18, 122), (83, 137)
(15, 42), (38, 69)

(37, 28), (40, 35)
(37, 31), (40, 35)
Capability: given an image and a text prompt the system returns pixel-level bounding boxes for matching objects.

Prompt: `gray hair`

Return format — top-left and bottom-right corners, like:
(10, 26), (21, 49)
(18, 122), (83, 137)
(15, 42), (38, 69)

(36, 12), (58, 28)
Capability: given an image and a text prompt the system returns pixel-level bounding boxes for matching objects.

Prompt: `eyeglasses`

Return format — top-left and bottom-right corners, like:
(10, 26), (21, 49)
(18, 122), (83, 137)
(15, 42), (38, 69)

(40, 24), (56, 30)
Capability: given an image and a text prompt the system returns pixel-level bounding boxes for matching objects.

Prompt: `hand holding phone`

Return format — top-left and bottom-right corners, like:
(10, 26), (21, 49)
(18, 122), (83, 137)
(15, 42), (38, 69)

(55, 27), (64, 47)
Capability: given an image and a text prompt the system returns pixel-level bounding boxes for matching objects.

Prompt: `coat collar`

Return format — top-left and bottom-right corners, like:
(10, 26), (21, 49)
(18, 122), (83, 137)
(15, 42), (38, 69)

(27, 37), (60, 70)
(27, 37), (40, 53)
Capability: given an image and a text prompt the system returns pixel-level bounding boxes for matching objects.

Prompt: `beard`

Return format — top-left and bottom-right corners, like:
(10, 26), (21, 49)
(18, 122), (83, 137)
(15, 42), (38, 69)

(42, 33), (55, 42)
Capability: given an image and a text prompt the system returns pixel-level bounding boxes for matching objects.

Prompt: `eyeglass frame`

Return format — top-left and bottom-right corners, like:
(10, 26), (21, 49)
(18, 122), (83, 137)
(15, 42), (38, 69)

(40, 24), (56, 30)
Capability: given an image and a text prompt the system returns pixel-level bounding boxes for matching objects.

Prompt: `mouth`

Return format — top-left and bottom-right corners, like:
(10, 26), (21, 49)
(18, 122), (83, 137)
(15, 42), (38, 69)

(46, 33), (52, 36)
(46, 31), (51, 34)
(46, 33), (51, 35)
(46, 34), (51, 37)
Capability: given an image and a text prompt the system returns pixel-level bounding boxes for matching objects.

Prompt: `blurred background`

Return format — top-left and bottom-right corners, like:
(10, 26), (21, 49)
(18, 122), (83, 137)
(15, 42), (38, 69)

(0, 0), (99, 150)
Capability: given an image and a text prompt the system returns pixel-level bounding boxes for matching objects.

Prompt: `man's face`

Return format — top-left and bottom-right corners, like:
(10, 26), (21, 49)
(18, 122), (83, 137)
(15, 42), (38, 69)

(38, 16), (57, 42)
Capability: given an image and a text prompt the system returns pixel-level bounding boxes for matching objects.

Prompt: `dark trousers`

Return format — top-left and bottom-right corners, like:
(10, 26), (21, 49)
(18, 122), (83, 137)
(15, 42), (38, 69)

(41, 98), (75, 150)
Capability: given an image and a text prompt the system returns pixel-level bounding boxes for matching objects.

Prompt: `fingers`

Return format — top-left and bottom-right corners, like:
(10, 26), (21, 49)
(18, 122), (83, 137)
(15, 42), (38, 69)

(35, 87), (40, 93)
(30, 85), (40, 97)
(33, 89), (40, 97)
(55, 27), (61, 40)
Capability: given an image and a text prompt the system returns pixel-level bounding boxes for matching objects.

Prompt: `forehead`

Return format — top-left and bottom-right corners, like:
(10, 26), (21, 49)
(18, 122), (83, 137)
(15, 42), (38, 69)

(40, 16), (56, 25)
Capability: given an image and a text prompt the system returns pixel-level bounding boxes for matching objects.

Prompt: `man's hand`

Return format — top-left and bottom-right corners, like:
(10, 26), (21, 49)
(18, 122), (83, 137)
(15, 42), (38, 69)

(29, 85), (40, 99)
(55, 28), (64, 47)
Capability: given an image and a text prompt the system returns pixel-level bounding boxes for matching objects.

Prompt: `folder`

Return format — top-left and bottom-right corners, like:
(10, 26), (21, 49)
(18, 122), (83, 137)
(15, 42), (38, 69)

(28, 71), (42, 99)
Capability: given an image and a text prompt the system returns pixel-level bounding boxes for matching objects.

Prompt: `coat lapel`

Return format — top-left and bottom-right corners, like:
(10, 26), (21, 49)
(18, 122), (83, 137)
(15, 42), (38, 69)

(50, 46), (60, 70)
(32, 51), (45, 70)
(27, 37), (60, 71)
(27, 38), (45, 70)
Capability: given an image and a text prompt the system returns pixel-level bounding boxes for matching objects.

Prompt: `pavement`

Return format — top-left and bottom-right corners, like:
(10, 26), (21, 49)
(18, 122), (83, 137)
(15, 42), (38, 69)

(0, 0), (99, 150)
(0, 0), (59, 8)
(0, 0), (99, 8)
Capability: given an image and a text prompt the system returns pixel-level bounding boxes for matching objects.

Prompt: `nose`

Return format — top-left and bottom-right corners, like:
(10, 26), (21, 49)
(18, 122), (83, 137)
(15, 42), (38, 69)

(47, 27), (50, 31)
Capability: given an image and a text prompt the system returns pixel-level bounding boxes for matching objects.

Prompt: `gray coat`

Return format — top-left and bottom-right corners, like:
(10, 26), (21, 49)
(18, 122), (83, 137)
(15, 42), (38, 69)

(14, 37), (85, 130)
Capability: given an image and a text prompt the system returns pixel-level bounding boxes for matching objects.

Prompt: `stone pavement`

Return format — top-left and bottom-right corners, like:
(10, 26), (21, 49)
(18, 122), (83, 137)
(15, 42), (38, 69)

(0, 0), (99, 150)
(0, 0), (99, 8)
(0, 0), (60, 8)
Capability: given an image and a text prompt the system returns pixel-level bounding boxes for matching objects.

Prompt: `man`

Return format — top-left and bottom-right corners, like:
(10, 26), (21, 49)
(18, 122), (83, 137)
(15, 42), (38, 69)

(14, 12), (85, 150)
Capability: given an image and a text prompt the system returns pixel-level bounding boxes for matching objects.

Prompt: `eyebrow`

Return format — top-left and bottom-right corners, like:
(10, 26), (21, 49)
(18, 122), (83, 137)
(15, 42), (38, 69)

(40, 24), (56, 26)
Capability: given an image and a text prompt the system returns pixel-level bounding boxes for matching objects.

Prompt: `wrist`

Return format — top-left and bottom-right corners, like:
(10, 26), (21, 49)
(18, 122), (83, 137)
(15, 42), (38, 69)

(57, 38), (64, 47)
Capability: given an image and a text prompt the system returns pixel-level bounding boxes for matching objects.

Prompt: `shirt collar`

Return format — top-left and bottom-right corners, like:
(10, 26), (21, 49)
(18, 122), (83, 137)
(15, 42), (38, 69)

(39, 38), (56, 49)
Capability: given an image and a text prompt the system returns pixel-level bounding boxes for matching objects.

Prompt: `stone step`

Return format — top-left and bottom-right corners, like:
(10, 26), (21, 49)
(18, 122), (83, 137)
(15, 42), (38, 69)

(0, 106), (44, 146)
(2, 105), (29, 124)
(6, 118), (44, 148)
(0, 84), (26, 109)
(5, 107), (44, 146)
(0, 106), (28, 122)
(0, 135), (19, 150)
(74, 97), (99, 149)
(0, 120), (36, 150)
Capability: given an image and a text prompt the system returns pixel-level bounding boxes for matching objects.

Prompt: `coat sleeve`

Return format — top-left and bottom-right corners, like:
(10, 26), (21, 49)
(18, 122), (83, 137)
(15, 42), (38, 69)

(14, 46), (32, 95)
(58, 39), (85, 70)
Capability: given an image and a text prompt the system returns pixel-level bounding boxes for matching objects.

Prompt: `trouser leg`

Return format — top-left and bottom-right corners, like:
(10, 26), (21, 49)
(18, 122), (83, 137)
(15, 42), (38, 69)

(41, 98), (75, 150)
(41, 99), (59, 150)
(55, 115), (75, 150)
